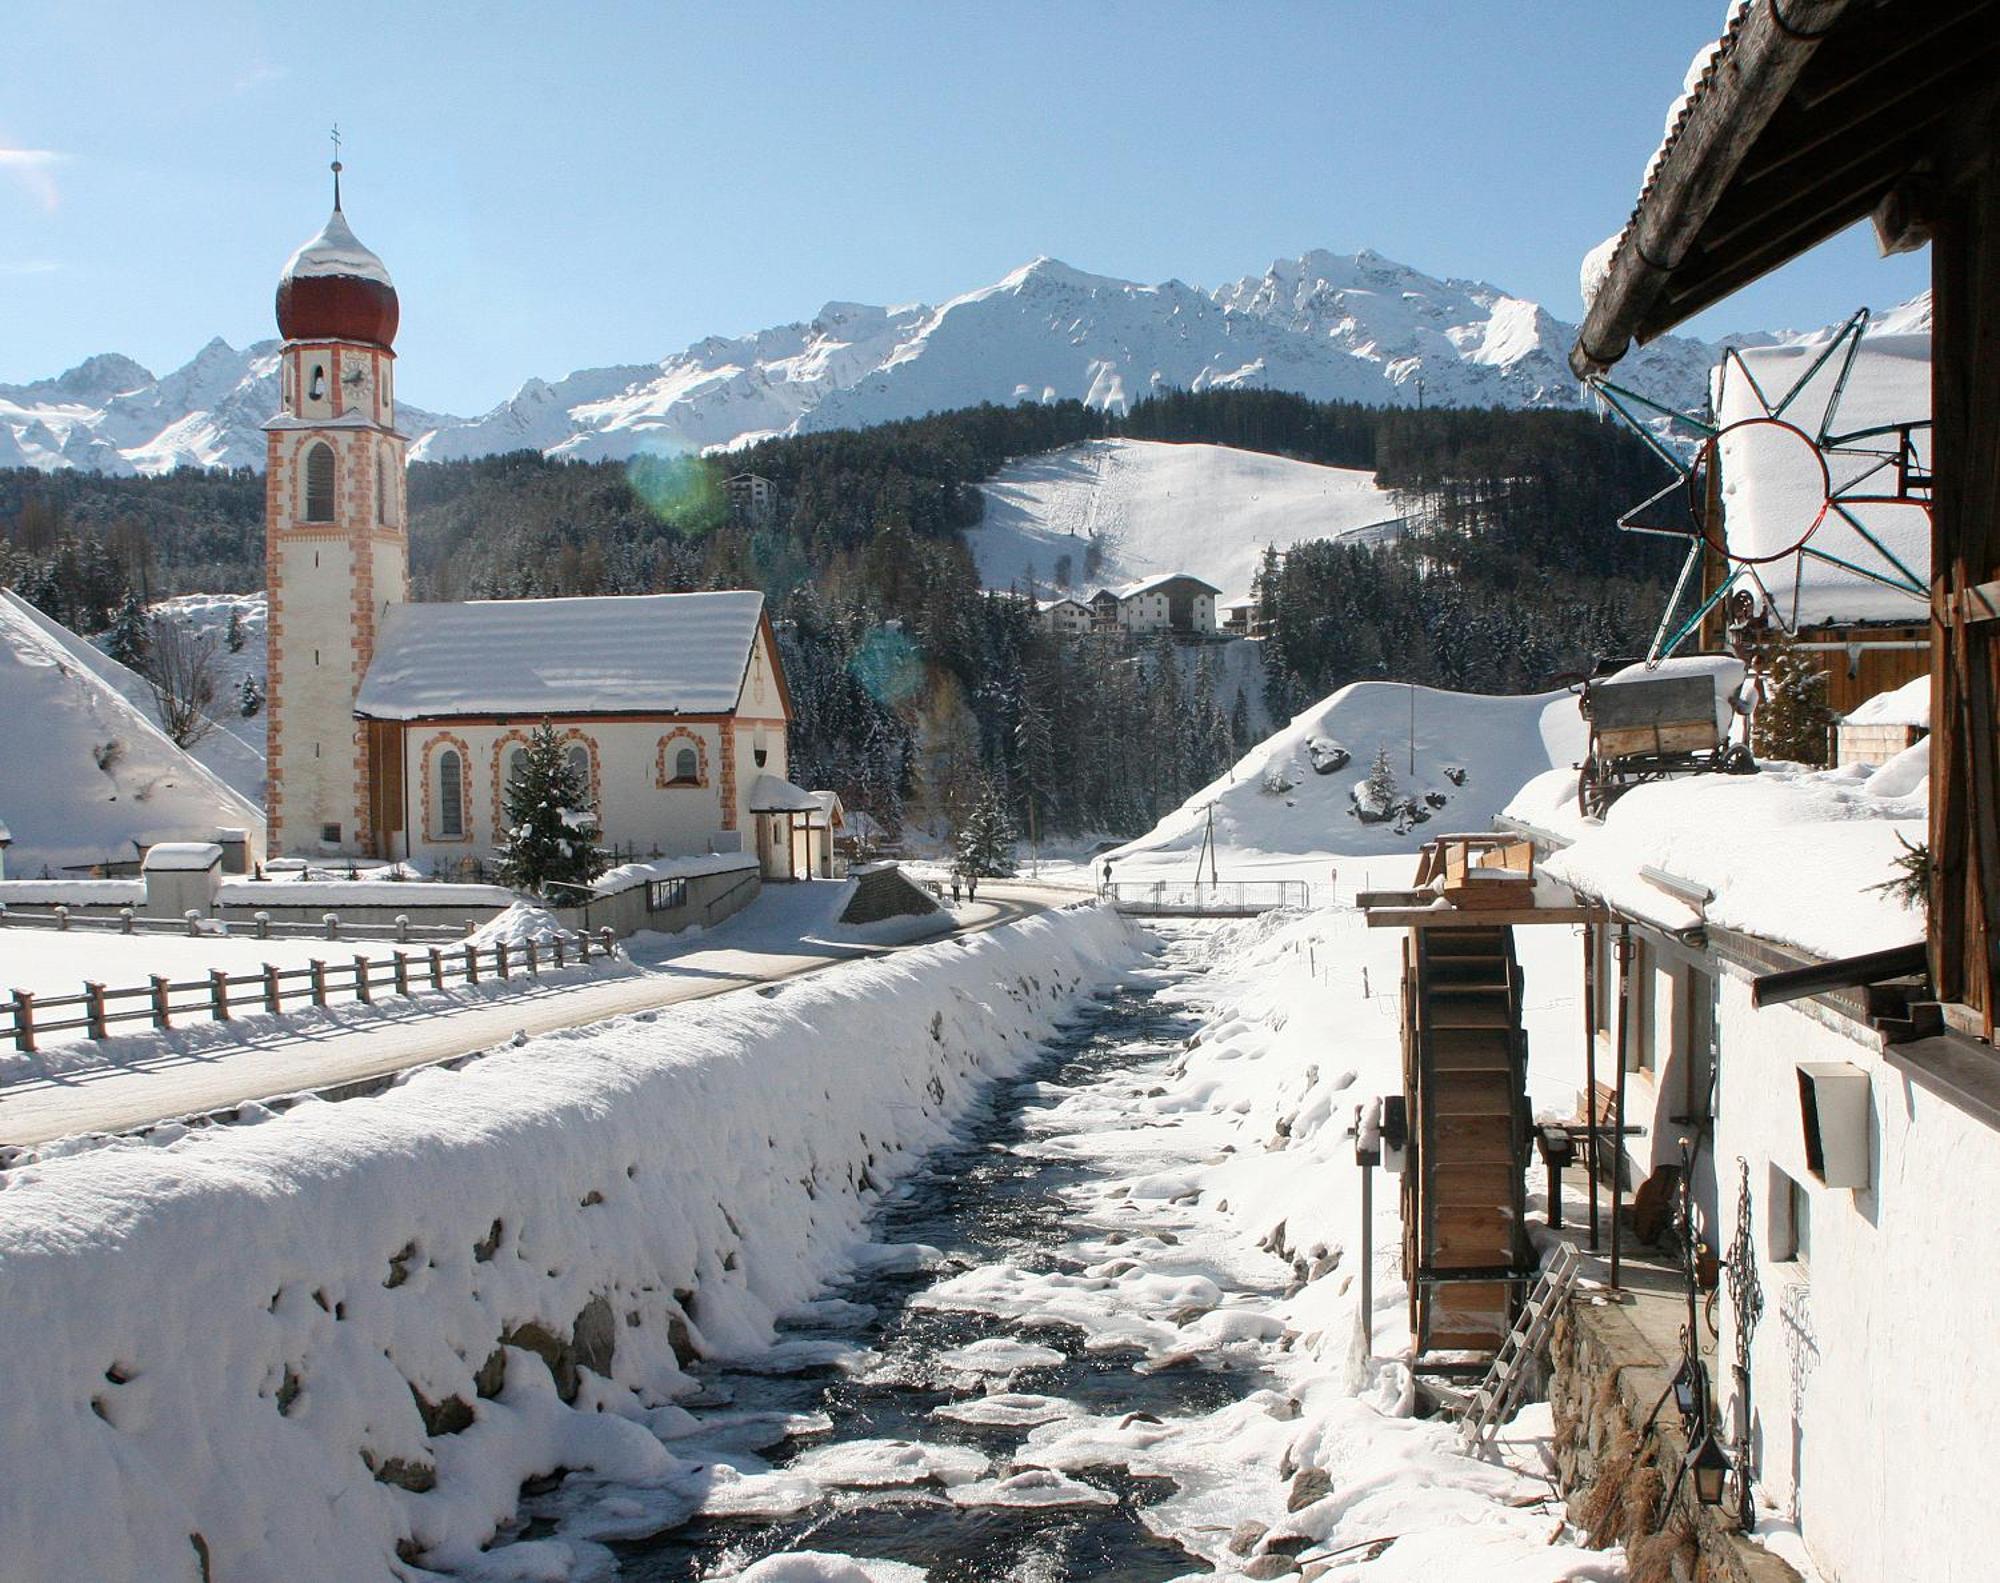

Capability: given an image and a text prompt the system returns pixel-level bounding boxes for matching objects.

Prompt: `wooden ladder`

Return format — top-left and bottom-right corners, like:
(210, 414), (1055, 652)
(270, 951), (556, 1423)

(1456, 1240), (1581, 1454)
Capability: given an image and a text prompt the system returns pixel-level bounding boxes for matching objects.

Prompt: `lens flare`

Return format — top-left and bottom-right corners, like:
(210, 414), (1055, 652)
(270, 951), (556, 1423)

(851, 624), (924, 706)
(626, 451), (724, 533)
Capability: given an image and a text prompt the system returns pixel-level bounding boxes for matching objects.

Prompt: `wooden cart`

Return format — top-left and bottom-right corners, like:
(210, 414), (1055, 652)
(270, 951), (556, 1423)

(1576, 668), (1753, 820)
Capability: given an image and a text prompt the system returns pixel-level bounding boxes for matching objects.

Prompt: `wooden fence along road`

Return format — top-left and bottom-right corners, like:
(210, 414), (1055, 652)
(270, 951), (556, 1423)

(4, 930), (616, 1055)
(0, 883), (1074, 1153)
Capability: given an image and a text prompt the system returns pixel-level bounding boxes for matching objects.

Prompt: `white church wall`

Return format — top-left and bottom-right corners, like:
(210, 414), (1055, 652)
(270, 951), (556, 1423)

(1707, 970), (2000, 1583)
(403, 720), (741, 869)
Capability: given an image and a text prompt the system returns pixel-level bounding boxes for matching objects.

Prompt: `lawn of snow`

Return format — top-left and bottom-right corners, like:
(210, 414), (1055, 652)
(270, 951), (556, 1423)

(1101, 678), (1586, 887)
(0, 589), (265, 876)
(973, 438), (1397, 604)
(0, 905), (1139, 1582)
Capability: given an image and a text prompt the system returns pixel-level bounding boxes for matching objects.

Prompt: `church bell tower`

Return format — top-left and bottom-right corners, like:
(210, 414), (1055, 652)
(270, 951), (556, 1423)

(264, 151), (409, 858)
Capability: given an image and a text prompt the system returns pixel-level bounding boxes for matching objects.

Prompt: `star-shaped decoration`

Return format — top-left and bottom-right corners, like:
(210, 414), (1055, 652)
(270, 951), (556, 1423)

(1589, 307), (1931, 661)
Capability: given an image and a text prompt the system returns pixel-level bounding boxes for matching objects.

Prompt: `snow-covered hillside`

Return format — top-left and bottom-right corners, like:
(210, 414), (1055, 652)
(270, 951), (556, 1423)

(974, 438), (1396, 602)
(5, 247), (1829, 476)
(0, 590), (264, 875)
(1107, 679), (1586, 879)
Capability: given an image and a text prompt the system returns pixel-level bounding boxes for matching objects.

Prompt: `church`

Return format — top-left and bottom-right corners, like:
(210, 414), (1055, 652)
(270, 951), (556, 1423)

(263, 170), (810, 878)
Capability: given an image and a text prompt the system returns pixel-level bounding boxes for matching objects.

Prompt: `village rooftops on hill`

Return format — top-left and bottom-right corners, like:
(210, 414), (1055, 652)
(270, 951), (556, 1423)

(353, 590), (769, 721)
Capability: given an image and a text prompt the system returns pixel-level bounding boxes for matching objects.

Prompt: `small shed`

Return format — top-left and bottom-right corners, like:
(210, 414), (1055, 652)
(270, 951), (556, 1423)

(1837, 674), (1929, 766)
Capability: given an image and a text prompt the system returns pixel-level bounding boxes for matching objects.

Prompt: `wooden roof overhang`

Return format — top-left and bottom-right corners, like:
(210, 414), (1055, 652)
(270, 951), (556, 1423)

(1573, 0), (2000, 379)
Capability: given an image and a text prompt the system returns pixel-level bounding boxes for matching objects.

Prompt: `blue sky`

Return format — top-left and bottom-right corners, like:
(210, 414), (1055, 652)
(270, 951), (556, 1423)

(2, 2), (1930, 417)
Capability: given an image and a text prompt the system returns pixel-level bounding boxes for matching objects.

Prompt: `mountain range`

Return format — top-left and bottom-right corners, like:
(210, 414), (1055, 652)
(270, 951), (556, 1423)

(0, 246), (1840, 477)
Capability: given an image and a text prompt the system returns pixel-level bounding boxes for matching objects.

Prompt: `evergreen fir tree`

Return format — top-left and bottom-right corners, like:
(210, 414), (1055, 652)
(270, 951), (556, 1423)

(955, 780), (1017, 881)
(495, 721), (605, 896)
(1230, 687), (1252, 753)
(104, 592), (150, 671)
(1355, 744), (1400, 822)
(237, 674), (264, 718)
(225, 607), (246, 652)
(1752, 637), (1834, 766)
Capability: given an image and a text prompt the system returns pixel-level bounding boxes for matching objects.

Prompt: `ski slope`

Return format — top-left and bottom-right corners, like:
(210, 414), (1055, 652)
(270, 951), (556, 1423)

(972, 439), (1398, 603)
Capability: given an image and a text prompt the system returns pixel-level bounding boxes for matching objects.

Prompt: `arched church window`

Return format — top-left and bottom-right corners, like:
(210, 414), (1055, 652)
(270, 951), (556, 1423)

(438, 749), (465, 838)
(304, 442), (336, 523)
(673, 747), (699, 785)
(567, 744), (592, 788)
(507, 746), (528, 791)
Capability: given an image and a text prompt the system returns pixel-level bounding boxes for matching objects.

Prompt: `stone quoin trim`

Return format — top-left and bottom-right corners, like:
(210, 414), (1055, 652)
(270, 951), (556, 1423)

(654, 727), (710, 789)
(420, 731), (474, 844)
(719, 720), (738, 830)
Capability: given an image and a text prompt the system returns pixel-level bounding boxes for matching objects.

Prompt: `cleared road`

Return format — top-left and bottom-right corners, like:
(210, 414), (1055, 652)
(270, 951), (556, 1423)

(0, 881), (1085, 1152)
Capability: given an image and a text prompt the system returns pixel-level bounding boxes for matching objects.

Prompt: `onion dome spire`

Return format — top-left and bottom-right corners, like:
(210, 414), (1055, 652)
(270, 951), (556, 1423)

(274, 132), (399, 348)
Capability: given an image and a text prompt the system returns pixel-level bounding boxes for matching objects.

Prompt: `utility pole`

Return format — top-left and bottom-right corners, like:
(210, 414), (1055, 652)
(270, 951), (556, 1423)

(1408, 680), (1417, 776)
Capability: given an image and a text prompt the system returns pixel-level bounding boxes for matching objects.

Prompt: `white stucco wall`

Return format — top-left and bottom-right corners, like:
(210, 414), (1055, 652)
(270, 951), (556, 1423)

(402, 720), (742, 867)
(1707, 973), (2000, 1583)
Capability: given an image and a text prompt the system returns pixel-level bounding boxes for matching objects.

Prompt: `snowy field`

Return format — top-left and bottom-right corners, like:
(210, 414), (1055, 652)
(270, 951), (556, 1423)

(1100, 678), (1586, 886)
(972, 438), (1397, 603)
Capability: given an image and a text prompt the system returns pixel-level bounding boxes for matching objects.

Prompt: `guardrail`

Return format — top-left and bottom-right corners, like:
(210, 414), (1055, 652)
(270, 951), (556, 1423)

(1104, 880), (1313, 916)
(3, 928), (618, 1054)
(0, 904), (470, 944)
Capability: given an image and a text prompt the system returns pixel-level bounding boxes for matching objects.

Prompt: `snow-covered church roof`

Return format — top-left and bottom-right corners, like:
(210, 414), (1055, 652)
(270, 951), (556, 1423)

(355, 591), (772, 721)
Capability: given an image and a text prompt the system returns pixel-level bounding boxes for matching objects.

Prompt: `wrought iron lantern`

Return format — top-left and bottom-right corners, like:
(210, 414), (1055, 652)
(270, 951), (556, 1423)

(1687, 1432), (1733, 1507)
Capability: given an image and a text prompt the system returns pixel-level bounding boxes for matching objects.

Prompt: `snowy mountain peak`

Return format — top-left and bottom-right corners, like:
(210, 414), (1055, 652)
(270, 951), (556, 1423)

(2, 247), (1925, 477)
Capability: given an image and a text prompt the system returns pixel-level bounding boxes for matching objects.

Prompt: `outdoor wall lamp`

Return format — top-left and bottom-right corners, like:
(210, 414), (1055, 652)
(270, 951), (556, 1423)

(1687, 1432), (1733, 1507)
(1671, 1355), (1701, 1421)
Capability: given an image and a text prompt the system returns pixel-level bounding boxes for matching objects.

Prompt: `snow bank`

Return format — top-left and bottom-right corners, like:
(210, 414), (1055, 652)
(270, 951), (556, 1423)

(590, 852), (758, 898)
(0, 905), (1137, 1581)
(1505, 746), (1927, 960)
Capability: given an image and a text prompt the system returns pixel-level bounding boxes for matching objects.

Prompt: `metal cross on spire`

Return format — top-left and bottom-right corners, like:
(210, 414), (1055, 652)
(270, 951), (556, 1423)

(330, 123), (343, 210)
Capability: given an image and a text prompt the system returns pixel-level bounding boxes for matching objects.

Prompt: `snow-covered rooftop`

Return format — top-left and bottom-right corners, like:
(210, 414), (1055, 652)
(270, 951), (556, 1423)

(141, 841), (222, 872)
(1503, 742), (1928, 962)
(747, 773), (818, 814)
(1844, 674), (1929, 729)
(355, 591), (767, 721)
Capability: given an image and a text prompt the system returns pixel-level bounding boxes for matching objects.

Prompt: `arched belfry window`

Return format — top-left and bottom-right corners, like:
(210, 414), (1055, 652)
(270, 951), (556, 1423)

(438, 749), (465, 838)
(304, 442), (336, 523)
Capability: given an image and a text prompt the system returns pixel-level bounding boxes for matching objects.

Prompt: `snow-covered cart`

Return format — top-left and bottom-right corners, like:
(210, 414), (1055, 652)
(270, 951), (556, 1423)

(1576, 665), (1752, 820)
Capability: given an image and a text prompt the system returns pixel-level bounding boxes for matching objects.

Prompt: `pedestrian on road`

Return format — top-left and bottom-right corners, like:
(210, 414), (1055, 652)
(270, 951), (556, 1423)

(951, 876), (962, 905)
(967, 874), (979, 902)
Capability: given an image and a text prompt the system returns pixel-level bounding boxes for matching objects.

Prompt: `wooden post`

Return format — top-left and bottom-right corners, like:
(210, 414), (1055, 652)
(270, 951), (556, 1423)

(209, 969), (230, 1022)
(10, 990), (34, 1053)
(598, 927), (614, 959)
(1611, 925), (1634, 1292)
(309, 960), (327, 1007)
(393, 953), (410, 998)
(496, 941), (510, 981)
(464, 944), (478, 985)
(150, 975), (171, 1030)
(85, 982), (107, 1041)
(429, 947), (445, 992)
(352, 955), (372, 1005)
(553, 934), (567, 969)
(1583, 921), (1600, 1252)
(526, 939), (539, 977)
(263, 963), (281, 1015)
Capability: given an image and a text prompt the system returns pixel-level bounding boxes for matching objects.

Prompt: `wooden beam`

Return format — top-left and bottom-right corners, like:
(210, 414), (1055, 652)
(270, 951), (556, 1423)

(1572, 0), (1851, 377)
(1364, 905), (1604, 930)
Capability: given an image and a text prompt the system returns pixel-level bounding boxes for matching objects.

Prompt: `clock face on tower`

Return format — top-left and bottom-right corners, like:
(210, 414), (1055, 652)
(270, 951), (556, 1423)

(341, 357), (374, 412)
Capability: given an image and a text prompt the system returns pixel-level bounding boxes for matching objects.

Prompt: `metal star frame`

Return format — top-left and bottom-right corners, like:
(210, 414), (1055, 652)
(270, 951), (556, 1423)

(1588, 308), (1932, 662)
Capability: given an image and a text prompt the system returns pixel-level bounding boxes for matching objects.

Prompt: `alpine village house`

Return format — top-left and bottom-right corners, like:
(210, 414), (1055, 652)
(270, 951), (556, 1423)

(263, 177), (826, 883)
